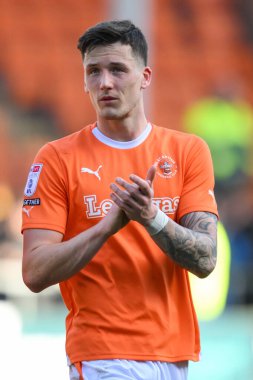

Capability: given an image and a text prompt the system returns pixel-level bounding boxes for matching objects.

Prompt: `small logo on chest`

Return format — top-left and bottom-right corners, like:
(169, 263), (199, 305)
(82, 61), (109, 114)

(155, 155), (177, 179)
(81, 165), (102, 181)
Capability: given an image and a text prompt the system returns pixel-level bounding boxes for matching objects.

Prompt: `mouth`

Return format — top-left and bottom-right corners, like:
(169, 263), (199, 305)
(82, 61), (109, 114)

(99, 96), (118, 102)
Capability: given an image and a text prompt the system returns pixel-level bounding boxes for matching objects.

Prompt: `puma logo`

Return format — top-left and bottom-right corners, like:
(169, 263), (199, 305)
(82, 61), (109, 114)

(22, 206), (34, 217)
(208, 189), (216, 203)
(81, 165), (102, 181)
(208, 189), (215, 199)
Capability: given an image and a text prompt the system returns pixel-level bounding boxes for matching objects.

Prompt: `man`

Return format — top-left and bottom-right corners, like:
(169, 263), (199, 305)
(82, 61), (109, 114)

(22, 20), (218, 380)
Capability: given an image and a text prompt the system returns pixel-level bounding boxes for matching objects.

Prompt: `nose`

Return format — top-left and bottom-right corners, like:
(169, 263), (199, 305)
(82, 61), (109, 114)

(99, 71), (113, 90)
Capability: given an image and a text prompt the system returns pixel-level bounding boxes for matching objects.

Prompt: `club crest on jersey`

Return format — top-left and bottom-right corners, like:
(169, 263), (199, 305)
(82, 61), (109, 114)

(155, 155), (177, 179)
(24, 163), (43, 197)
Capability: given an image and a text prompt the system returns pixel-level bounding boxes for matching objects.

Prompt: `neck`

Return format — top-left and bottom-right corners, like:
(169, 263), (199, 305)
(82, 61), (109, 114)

(96, 115), (148, 142)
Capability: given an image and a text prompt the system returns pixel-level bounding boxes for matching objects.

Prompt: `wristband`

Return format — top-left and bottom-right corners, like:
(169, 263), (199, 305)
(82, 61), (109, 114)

(145, 209), (169, 236)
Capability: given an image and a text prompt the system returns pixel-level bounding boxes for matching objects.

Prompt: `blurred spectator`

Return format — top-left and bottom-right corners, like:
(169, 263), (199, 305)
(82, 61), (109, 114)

(233, 0), (253, 44)
(170, 0), (198, 45)
(183, 76), (253, 304)
(0, 85), (61, 301)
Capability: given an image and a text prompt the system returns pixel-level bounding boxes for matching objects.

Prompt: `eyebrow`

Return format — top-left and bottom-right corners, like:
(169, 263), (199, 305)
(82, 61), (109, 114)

(86, 62), (128, 69)
(86, 63), (98, 69)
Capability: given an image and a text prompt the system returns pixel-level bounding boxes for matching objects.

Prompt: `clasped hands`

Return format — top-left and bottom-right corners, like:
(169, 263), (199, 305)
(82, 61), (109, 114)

(109, 165), (157, 227)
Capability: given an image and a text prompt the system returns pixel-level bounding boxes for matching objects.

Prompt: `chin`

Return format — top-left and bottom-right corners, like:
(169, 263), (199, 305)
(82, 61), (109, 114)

(104, 115), (121, 120)
(101, 111), (122, 120)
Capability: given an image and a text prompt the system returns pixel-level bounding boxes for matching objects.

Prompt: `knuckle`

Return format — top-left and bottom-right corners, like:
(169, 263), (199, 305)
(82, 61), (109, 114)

(129, 187), (137, 197)
(122, 191), (129, 199)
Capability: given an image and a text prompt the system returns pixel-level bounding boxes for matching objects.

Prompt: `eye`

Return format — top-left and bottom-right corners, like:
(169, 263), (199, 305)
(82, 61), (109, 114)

(111, 65), (126, 74)
(88, 68), (99, 76)
(111, 67), (122, 72)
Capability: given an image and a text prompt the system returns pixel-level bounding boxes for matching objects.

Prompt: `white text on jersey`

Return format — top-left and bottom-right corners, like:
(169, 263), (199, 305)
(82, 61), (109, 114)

(84, 195), (180, 218)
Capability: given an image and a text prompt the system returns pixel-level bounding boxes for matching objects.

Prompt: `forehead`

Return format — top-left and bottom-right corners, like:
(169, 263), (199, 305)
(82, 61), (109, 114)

(84, 42), (139, 67)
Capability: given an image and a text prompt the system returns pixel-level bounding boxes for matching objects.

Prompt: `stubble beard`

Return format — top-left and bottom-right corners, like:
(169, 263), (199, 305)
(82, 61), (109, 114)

(99, 105), (128, 121)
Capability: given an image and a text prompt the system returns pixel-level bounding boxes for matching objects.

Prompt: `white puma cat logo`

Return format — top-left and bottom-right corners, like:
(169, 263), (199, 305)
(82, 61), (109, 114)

(81, 165), (102, 181)
(208, 189), (215, 199)
(22, 206), (34, 217)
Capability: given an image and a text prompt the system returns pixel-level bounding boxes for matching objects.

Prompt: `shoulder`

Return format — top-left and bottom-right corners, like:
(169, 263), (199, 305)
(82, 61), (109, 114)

(49, 124), (94, 153)
(151, 124), (209, 151)
(36, 124), (94, 158)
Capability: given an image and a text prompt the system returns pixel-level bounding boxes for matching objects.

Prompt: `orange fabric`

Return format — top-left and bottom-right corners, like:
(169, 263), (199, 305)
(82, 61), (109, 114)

(22, 123), (218, 364)
(74, 362), (84, 380)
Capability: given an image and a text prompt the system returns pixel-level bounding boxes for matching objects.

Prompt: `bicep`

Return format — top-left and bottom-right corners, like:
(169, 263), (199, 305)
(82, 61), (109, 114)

(22, 229), (64, 292)
(23, 229), (64, 257)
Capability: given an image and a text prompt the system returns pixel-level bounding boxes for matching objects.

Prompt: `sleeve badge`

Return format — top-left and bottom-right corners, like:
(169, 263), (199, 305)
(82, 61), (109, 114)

(24, 164), (43, 197)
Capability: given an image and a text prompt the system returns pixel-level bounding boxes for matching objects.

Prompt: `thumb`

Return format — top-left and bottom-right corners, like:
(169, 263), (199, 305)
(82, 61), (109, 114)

(146, 165), (156, 187)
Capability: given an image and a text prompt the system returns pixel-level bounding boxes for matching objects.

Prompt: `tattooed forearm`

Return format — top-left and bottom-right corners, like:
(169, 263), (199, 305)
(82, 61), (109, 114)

(150, 212), (218, 278)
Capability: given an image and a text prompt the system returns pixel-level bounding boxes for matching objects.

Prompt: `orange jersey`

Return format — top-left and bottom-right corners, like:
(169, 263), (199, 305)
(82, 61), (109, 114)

(22, 123), (218, 364)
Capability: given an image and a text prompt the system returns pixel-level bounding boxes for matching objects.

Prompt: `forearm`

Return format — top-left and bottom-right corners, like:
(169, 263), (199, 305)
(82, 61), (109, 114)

(109, 165), (217, 277)
(146, 211), (217, 278)
(23, 220), (112, 292)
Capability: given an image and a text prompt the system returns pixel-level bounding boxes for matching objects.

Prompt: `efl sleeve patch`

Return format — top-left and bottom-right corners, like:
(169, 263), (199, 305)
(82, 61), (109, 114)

(24, 163), (43, 197)
(23, 198), (41, 206)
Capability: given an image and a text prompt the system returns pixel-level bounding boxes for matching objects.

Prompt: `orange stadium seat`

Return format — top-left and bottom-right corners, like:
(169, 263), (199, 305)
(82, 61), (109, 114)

(0, 0), (107, 132)
(150, 0), (253, 129)
(0, 0), (253, 133)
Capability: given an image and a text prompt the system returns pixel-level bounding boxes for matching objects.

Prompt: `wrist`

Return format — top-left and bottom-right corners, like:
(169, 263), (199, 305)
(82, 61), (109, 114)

(145, 209), (169, 236)
(97, 218), (114, 239)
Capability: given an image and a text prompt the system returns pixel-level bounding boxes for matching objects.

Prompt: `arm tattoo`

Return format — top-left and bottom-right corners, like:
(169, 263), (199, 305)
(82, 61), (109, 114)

(151, 211), (218, 278)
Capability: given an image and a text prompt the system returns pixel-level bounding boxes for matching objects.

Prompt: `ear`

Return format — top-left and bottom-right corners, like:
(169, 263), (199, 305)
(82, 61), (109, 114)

(141, 66), (152, 89)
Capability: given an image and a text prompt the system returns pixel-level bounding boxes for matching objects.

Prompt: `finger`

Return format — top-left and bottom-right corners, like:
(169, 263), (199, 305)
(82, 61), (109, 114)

(110, 183), (130, 201)
(110, 192), (125, 209)
(115, 177), (144, 201)
(110, 192), (139, 213)
(113, 177), (149, 210)
(129, 174), (152, 196)
(110, 182), (142, 206)
(146, 165), (156, 187)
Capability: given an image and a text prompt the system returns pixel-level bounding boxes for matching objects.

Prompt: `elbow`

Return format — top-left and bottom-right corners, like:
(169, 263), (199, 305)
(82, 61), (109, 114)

(22, 270), (46, 293)
(196, 270), (212, 279)
(195, 245), (217, 278)
(196, 258), (216, 279)
(23, 278), (44, 293)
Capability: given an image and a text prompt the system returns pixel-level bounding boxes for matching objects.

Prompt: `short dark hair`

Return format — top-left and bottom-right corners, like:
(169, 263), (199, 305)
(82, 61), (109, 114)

(77, 20), (148, 65)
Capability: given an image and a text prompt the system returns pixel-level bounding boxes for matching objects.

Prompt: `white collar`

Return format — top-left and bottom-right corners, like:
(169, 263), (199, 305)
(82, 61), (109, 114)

(92, 123), (152, 149)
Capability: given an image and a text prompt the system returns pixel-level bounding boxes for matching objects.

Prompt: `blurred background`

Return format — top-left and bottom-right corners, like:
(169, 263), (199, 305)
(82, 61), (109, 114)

(0, 0), (253, 379)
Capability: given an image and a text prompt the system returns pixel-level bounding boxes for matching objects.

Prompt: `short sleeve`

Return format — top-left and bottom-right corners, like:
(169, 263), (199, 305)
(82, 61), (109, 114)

(177, 136), (219, 221)
(22, 143), (68, 234)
